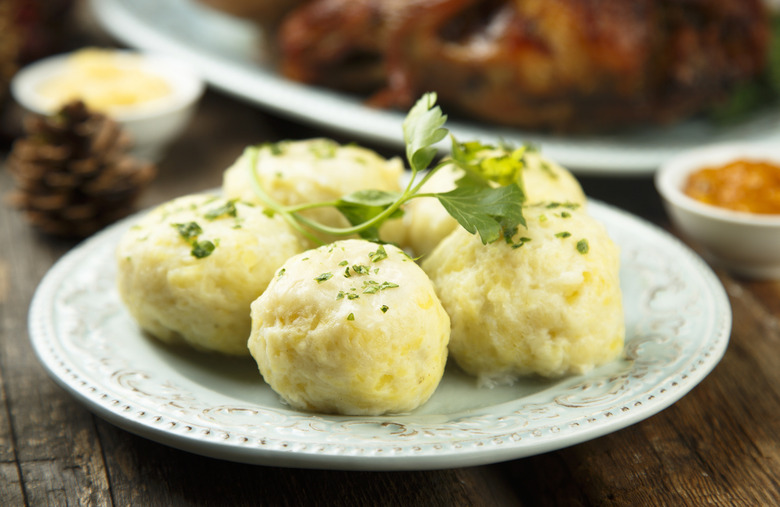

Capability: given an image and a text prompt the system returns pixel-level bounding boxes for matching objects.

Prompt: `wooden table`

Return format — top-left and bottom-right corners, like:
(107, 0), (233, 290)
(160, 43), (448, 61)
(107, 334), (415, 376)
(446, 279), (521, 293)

(2, 8), (779, 507)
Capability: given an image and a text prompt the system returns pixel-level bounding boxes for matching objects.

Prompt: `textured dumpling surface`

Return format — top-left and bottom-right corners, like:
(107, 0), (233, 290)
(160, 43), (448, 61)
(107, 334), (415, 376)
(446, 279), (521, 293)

(521, 151), (587, 206)
(248, 239), (450, 415)
(222, 138), (404, 239)
(116, 193), (304, 355)
(422, 203), (624, 386)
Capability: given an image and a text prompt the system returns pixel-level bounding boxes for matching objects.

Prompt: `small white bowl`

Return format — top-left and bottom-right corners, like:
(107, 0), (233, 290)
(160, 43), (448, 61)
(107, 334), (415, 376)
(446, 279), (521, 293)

(11, 49), (205, 161)
(655, 142), (780, 280)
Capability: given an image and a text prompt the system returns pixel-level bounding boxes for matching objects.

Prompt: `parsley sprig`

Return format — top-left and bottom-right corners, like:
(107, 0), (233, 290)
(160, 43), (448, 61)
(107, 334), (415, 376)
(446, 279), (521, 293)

(247, 93), (526, 245)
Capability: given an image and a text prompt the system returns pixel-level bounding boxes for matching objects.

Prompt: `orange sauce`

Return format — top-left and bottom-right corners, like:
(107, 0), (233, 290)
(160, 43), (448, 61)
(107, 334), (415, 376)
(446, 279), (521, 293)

(683, 158), (780, 214)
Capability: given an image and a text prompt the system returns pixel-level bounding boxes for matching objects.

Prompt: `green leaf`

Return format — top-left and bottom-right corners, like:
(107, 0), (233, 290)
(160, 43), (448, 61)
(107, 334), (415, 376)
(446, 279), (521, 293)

(244, 93), (534, 247)
(335, 189), (404, 241)
(338, 189), (401, 208)
(450, 139), (527, 186)
(435, 183), (526, 244)
(403, 92), (448, 172)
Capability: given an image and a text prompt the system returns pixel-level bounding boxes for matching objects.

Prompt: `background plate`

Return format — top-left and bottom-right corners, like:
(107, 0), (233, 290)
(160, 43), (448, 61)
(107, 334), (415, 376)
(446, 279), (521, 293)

(90, 0), (780, 175)
(29, 199), (731, 471)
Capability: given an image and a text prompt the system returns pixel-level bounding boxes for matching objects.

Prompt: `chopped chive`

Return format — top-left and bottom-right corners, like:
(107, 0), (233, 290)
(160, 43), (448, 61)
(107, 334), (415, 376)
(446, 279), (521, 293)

(314, 272), (333, 283)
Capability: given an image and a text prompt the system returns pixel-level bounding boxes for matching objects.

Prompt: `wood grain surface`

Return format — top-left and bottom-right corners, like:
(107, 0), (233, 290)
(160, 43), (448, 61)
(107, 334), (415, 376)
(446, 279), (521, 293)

(1, 3), (779, 506)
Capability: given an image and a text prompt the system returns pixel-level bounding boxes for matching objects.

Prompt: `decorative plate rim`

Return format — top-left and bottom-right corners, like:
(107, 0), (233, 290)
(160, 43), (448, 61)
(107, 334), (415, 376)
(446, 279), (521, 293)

(28, 199), (731, 470)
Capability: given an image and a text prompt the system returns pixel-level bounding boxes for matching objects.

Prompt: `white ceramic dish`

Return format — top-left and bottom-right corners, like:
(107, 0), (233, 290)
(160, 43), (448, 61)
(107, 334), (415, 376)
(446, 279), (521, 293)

(89, 0), (780, 175)
(28, 199), (731, 471)
(11, 49), (205, 161)
(656, 142), (780, 279)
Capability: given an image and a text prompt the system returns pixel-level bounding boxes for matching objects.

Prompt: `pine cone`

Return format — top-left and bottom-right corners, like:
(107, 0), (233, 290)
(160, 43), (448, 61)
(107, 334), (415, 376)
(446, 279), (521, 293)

(6, 100), (156, 238)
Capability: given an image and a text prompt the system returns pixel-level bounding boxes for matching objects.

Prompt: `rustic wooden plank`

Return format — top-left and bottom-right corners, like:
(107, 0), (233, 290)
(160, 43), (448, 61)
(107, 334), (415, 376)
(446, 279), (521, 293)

(0, 303), (19, 467)
(0, 347), (24, 506)
(0, 462), (25, 507)
(0, 335), (24, 505)
(0, 166), (113, 507)
(95, 418), (522, 506)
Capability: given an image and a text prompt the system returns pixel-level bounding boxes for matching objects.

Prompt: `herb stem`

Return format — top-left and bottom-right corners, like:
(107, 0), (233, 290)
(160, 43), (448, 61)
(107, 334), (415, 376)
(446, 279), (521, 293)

(245, 93), (526, 245)
(246, 147), (327, 245)
(248, 146), (451, 239)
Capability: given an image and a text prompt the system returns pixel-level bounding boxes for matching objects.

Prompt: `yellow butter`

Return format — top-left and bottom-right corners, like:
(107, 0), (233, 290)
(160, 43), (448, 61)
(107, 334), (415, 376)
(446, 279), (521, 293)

(36, 48), (172, 114)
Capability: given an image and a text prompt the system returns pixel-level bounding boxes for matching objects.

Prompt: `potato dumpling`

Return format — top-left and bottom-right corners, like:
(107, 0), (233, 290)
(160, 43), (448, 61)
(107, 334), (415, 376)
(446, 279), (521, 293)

(222, 138), (404, 243)
(395, 149), (587, 257)
(116, 193), (304, 355)
(422, 203), (624, 386)
(248, 239), (450, 415)
(522, 150), (587, 206)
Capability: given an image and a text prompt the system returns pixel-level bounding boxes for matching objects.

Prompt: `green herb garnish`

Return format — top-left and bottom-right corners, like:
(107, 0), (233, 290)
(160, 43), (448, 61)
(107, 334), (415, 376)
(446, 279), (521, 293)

(361, 280), (399, 294)
(244, 92), (527, 245)
(263, 141), (284, 156)
(191, 240), (216, 258)
(174, 222), (202, 240)
(173, 222), (216, 258)
(315, 272), (333, 283)
(369, 245), (388, 262)
(577, 239), (590, 254)
(352, 264), (370, 275)
(204, 200), (238, 220)
(511, 237), (532, 249)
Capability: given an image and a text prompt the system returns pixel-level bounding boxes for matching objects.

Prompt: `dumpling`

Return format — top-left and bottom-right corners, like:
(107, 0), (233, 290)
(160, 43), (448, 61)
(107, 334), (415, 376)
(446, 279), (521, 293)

(223, 138), (404, 244)
(116, 193), (305, 355)
(247, 239), (450, 415)
(422, 203), (624, 386)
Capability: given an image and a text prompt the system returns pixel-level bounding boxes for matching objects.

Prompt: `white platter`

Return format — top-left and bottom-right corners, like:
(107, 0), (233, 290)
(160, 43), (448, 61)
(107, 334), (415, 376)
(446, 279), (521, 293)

(29, 199), (731, 470)
(89, 0), (780, 175)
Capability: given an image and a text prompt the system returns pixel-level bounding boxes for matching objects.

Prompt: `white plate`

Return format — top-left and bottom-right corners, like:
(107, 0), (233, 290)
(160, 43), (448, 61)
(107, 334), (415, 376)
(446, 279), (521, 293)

(29, 199), (731, 470)
(89, 0), (780, 175)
